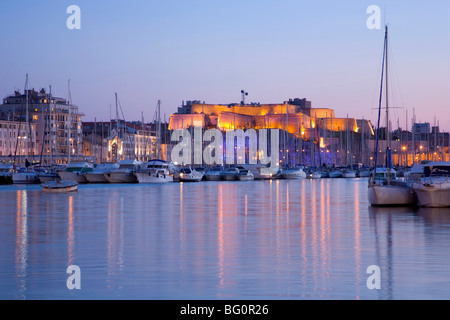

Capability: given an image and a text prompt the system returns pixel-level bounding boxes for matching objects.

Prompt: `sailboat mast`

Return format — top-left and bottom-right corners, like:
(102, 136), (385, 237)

(115, 93), (119, 136)
(49, 85), (52, 165)
(385, 25), (391, 183)
(25, 74), (30, 162)
(157, 100), (161, 159)
(385, 26), (390, 150)
(67, 79), (72, 164)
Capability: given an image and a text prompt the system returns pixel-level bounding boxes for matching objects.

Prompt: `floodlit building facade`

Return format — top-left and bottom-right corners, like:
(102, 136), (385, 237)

(0, 88), (84, 164)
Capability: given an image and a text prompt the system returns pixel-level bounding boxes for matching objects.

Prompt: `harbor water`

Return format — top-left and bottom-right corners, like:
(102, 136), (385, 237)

(1, 178), (450, 300)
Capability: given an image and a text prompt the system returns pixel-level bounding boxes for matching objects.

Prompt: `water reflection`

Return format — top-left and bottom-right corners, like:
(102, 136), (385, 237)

(354, 181), (361, 299)
(68, 195), (74, 266)
(217, 184), (224, 289)
(2, 180), (450, 299)
(15, 190), (28, 299)
(106, 189), (125, 292)
(418, 207), (450, 225)
(368, 206), (397, 300)
(368, 205), (450, 299)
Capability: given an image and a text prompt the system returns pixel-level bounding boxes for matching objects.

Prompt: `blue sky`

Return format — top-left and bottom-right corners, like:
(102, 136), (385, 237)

(0, 0), (449, 130)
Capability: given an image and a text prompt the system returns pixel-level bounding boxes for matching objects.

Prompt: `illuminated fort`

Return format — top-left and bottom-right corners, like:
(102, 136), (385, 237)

(169, 98), (372, 136)
(169, 98), (375, 167)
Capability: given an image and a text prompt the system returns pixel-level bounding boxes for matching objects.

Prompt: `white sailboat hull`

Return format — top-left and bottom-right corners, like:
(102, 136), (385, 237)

(413, 180), (450, 208)
(368, 184), (416, 206)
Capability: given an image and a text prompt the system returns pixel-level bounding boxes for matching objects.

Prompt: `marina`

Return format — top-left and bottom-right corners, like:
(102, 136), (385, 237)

(1, 157), (449, 208)
(2, 177), (450, 300)
(1, 0), (450, 304)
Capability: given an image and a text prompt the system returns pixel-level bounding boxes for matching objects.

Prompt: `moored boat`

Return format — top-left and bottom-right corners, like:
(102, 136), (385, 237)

(222, 167), (239, 181)
(241, 164), (278, 180)
(358, 169), (372, 178)
(85, 163), (119, 183)
(329, 169), (343, 178)
(311, 171), (322, 179)
(368, 168), (416, 206)
(412, 162), (450, 208)
(367, 26), (416, 207)
(35, 166), (60, 183)
(12, 169), (40, 185)
(135, 159), (173, 183)
(41, 180), (78, 193)
(0, 164), (13, 185)
(58, 162), (93, 183)
(204, 166), (224, 181)
(280, 167), (306, 179)
(174, 167), (204, 182)
(236, 167), (254, 181)
(104, 159), (142, 183)
(342, 169), (357, 178)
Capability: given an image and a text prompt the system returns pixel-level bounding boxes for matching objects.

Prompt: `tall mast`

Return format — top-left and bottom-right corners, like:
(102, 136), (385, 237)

(114, 93), (120, 161)
(115, 93), (119, 136)
(157, 100), (161, 159)
(385, 26), (390, 149)
(49, 85), (53, 165)
(25, 74), (30, 161)
(141, 111), (144, 162)
(385, 25), (391, 183)
(67, 79), (72, 164)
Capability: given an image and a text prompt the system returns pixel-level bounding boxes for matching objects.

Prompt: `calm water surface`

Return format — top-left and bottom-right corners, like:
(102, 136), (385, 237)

(1, 178), (450, 300)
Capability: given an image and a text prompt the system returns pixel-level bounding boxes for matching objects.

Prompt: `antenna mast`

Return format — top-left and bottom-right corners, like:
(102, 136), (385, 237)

(240, 90), (248, 105)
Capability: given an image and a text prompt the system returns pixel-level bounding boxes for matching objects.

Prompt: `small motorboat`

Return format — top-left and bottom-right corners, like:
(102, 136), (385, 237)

(311, 171), (322, 179)
(280, 167), (307, 179)
(342, 169), (357, 178)
(236, 168), (254, 181)
(329, 169), (343, 178)
(41, 180), (78, 193)
(222, 167), (239, 181)
(174, 167), (204, 182)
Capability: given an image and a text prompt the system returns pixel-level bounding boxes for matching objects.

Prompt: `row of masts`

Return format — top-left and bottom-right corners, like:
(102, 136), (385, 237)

(13, 74), (163, 167)
(10, 71), (449, 168)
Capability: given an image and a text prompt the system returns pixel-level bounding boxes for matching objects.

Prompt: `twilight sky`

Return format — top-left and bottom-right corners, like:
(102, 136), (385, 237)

(1, 0), (449, 130)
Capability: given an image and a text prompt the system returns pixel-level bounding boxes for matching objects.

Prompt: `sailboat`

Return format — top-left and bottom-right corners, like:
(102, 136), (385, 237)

(368, 26), (416, 206)
(412, 161), (450, 207)
(342, 114), (357, 178)
(12, 74), (40, 184)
